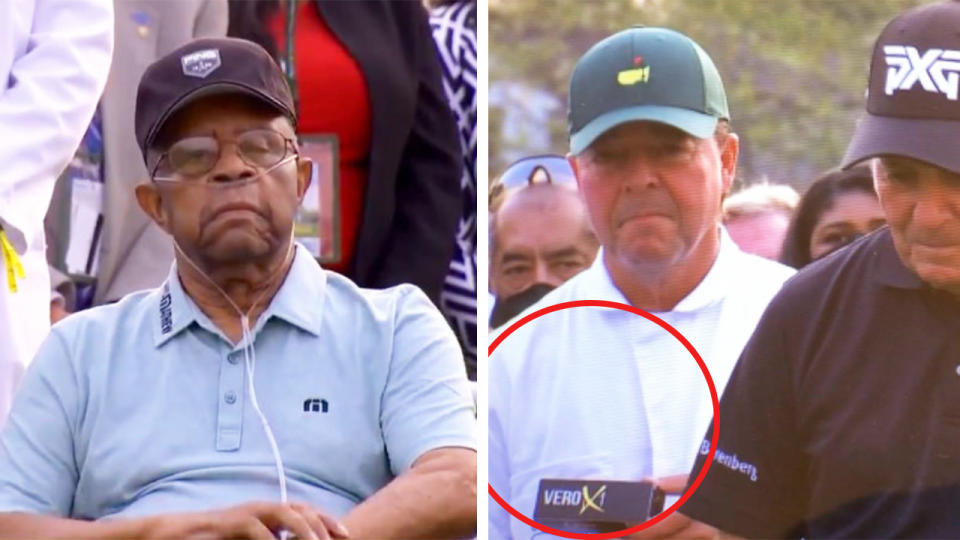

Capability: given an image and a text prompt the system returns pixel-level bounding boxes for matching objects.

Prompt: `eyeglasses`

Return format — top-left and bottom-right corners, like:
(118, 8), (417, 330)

(151, 128), (298, 182)
(489, 154), (577, 208)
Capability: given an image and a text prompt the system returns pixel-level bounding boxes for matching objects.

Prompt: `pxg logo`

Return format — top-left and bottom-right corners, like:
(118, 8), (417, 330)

(883, 45), (960, 100)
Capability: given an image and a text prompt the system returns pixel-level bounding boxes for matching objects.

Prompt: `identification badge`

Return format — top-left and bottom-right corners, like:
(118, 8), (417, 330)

(295, 135), (340, 264)
(65, 177), (103, 276)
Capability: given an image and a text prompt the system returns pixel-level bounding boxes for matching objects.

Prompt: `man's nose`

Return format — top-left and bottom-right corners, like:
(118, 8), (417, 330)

(533, 262), (563, 287)
(621, 153), (661, 192)
(209, 143), (257, 184)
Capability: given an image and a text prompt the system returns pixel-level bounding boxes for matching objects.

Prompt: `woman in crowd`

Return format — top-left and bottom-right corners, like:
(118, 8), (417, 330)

(780, 164), (887, 268)
(228, 0), (462, 308)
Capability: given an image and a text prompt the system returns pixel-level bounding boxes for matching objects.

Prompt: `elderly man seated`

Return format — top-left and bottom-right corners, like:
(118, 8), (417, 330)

(0, 37), (476, 540)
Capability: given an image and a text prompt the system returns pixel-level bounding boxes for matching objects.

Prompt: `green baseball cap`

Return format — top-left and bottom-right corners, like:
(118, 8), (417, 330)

(568, 26), (730, 155)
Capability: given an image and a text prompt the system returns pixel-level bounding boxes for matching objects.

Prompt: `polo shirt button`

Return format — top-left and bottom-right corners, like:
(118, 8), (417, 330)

(224, 390), (237, 404)
(228, 353), (240, 365)
(956, 364), (960, 376)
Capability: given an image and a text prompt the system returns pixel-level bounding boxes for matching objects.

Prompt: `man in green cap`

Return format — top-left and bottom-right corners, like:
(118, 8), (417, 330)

(488, 26), (794, 539)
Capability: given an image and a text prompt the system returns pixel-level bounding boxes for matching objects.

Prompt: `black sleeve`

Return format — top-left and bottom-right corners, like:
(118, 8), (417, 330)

(682, 295), (810, 538)
(365, 2), (462, 306)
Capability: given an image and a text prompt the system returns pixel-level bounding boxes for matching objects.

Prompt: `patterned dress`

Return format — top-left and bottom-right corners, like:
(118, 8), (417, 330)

(430, 1), (477, 379)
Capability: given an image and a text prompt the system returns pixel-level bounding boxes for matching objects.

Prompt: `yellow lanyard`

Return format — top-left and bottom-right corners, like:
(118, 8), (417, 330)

(0, 228), (25, 293)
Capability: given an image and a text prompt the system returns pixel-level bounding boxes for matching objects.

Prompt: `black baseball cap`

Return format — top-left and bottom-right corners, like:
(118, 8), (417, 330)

(568, 27), (729, 155)
(135, 37), (296, 163)
(842, 1), (960, 173)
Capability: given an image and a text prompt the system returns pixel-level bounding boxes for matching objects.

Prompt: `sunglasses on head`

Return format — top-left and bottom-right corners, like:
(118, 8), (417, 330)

(494, 154), (577, 189)
(489, 154), (578, 207)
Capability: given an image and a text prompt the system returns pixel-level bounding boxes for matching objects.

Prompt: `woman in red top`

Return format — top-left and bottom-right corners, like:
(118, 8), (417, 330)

(228, 0), (461, 305)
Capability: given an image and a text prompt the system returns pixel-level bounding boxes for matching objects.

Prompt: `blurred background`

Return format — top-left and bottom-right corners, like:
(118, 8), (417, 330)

(489, 0), (929, 192)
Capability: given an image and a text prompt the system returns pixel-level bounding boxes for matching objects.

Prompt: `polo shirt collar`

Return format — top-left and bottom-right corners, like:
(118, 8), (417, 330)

(581, 248), (630, 305)
(262, 244), (327, 335)
(871, 228), (925, 290)
(152, 243), (326, 347)
(673, 227), (739, 313)
(152, 262), (199, 347)
(582, 227), (739, 314)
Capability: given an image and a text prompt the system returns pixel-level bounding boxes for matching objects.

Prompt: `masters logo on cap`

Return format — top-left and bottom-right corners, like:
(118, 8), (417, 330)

(568, 26), (729, 155)
(617, 55), (650, 86)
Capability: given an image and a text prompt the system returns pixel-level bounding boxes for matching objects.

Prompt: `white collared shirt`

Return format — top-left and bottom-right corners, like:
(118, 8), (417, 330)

(489, 229), (795, 540)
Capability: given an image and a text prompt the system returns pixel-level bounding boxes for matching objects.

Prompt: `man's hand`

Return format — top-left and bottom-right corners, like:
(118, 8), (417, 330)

(145, 501), (350, 540)
(50, 298), (69, 324)
(622, 475), (720, 540)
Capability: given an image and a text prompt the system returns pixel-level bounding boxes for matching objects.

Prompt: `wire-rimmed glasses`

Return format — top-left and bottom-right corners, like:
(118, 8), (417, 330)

(151, 128), (298, 183)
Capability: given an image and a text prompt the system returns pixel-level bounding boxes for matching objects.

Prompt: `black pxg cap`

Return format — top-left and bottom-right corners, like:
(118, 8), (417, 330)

(843, 0), (960, 173)
(135, 37), (297, 166)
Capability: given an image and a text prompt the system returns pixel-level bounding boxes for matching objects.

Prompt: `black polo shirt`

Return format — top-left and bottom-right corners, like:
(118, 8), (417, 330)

(682, 227), (960, 538)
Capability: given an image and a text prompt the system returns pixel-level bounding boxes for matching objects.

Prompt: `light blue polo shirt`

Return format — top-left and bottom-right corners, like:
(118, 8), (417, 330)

(0, 244), (476, 520)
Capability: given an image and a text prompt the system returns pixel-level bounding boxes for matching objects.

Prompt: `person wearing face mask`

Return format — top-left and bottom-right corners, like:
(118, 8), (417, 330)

(778, 165), (886, 269)
(0, 38), (476, 540)
(488, 156), (599, 329)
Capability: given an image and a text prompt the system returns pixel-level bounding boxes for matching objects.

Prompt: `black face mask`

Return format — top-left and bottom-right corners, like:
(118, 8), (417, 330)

(490, 283), (556, 329)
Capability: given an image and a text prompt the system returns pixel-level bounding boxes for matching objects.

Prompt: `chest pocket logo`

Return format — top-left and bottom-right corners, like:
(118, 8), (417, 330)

(303, 398), (329, 413)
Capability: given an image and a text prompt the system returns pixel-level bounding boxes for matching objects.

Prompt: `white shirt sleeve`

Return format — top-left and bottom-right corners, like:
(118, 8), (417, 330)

(0, 0), (114, 254)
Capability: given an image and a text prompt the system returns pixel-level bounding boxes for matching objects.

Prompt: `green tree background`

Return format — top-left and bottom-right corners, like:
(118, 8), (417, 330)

(490, 0), (930, 191)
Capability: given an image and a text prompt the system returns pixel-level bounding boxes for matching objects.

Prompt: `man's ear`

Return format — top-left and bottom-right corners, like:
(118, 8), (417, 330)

(718, 132), (739, 197)
(296, 157), (313, 202)
(135, 182), (171, 233)
(567, 153), (582, 191)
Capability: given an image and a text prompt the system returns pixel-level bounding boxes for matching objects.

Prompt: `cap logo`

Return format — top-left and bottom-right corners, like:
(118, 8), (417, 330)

(884, 45), (960, 101)
(618, 63), (650, 86)
(181, 48), (221, 79)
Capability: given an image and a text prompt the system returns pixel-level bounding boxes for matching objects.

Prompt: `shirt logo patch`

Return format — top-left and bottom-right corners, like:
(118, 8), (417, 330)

(700, 439), (758, 482)
(181, 49), (221, 79)
(159, 284), (173, 334)
(884, 45), (960, 100)
(303, 398), (329, 413)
